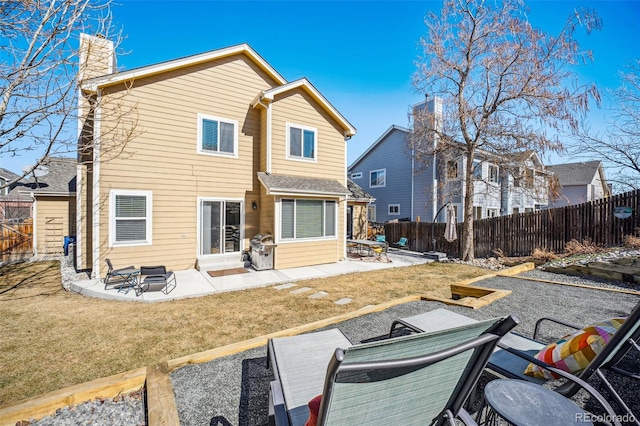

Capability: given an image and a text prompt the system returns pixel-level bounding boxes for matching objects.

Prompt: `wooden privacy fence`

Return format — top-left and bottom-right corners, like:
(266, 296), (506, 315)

(1, 219), (33, 263)
(385, 189), (640, 259)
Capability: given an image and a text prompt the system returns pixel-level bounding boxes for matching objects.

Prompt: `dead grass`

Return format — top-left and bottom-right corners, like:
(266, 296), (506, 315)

(0, 259), (490, 407)
(623, 234), (640, 249)
(564, 238), (607, 256)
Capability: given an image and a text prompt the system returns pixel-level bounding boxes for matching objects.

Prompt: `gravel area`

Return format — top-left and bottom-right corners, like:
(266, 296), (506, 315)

(17, 256), (640, 425)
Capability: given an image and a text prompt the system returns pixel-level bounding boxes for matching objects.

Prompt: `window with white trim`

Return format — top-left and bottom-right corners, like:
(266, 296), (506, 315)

(473, 160), (482, 180)
(110, 190), (152, 246)
(487, 208), (498, 218)
(350, 172), (362, 179)
(367, 205), (376, 222)
(286, 123), (317, 161)
(281, 199), (336, 240)
(388, 204), (400, 215)
(488, 165), (499, 183)
(447, 160), (458, 179)
(370, 169), (385, 188)
(197, 113), (238, 156)
(473, 206), (483, 220)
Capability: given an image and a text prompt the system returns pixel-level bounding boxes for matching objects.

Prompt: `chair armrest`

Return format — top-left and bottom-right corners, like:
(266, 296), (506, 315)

(268, 380), (289, 426)
(495, 342), (622, 425)
(533, 317), (581, 340)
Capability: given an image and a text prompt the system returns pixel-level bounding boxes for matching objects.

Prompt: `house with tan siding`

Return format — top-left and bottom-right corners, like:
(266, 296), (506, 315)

(77, 35), (356, 278)
(3, 157), (76, 255)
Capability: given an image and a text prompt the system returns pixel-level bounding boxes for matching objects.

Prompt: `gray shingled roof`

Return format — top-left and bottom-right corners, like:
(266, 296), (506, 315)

(0, 168), (20, 181)
(257, 172), (348, 196)
(12, 157), (77, 196)
(347, 179), (375, 201)
(546, 160), (602, 186)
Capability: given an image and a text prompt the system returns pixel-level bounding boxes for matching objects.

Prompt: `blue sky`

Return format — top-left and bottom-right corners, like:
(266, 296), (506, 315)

(2, 0), (639, 174)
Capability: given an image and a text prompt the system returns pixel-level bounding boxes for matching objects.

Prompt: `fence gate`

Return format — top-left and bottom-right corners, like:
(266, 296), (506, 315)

(1, 219), (33, 263)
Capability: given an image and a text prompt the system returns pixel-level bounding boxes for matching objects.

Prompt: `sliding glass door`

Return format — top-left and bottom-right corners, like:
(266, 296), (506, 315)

(200, 199), (242, 256)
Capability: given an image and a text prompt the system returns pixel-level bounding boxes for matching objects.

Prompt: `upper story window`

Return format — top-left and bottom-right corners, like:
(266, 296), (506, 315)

(473, 160), (482, 180)
(447, 160), (458, 179)
(350, 172), (362, 179)
(388, 204), (400, 215)
(524, 169), (535, 188)
(287, 123), (317, 161)
(488, 165), (499, 183)
(109, 190), (152, 247)
(197, 113), (238, 157)
(370, 169), (386, 188)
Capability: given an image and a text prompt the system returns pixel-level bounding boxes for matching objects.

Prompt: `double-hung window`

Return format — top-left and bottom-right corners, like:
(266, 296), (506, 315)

(197, 113), (238, 156)
(488, 165), (499, 183)
(370, 169), (385, 188)
(388, 204), (400, 215)
(287, 123), (317, 161)
(109, 190), (152, 246)
(281, 199), (336, 240)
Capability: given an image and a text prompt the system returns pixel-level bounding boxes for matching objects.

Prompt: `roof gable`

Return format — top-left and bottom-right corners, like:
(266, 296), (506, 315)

(349, 125), (409, 170)
(252, 78), (356, 137)
(83, 43), (287, 91)
(547, 160), (603, 186)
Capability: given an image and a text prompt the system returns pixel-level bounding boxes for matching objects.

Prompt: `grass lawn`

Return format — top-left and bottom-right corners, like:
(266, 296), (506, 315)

(0, 259), (491, 407)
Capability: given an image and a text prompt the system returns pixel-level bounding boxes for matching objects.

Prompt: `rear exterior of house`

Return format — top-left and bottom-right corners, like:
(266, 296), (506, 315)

(77, 35), (355, 277)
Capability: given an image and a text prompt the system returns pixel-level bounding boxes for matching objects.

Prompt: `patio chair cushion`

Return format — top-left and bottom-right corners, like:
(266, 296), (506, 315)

(524, 317), (625, 379)
(305, 395), (322, 426)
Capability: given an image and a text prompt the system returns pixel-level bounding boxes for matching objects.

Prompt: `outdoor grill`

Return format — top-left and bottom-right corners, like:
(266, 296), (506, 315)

(250, 233), (276, 270)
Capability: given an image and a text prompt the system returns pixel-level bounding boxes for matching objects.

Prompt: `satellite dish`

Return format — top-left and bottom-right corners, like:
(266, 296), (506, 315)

(22, 164), (50, 178)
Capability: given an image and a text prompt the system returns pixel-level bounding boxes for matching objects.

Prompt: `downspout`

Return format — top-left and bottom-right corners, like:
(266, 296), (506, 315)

(92, 89), (102, 278)
(31, 192), (37, 256)
(411, 147), (415, 221)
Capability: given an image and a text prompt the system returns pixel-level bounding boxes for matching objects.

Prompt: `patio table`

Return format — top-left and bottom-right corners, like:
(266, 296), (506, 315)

(482, 379), (593, 426)
(112, 268), (140, 294)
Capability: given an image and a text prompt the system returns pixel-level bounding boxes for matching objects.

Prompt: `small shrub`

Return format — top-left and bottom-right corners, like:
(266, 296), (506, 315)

(492, 248), (505, 258)
(531, 247), (557, 261)
(564, 238), (605, 256)
(623, 235), (640, 249)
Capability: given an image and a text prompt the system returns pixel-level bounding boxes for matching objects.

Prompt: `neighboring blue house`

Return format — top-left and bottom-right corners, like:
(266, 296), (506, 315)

(349, 97), (550, 224)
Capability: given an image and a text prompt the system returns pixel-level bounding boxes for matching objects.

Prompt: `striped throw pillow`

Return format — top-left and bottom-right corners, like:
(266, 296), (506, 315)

(524, 318), (625, 380)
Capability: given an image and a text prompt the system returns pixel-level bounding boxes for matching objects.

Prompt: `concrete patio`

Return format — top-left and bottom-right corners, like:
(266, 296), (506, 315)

(69, 249), (433, 302)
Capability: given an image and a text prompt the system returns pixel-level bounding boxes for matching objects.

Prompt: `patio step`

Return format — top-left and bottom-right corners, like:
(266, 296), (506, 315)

(195, 256), (246, 272)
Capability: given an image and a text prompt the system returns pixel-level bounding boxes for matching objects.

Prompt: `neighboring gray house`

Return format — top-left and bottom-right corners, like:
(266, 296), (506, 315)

(348, 98), (550, 223)
(546, 160), (611, 208)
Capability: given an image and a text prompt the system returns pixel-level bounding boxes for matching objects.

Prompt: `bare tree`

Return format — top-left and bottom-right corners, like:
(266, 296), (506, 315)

(569, 60), (640, 192)
(410, 0), (601, 260)
(0, 0), (136, 191)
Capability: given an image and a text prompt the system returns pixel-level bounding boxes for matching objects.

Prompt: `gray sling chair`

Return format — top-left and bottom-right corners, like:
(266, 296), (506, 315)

(103, 258), (135, 289)
(393, 302), (640, 425)
(267, 315), (518, 426)
(137, 265), (176, 295)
